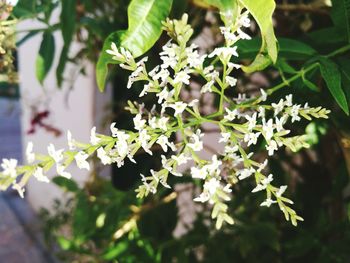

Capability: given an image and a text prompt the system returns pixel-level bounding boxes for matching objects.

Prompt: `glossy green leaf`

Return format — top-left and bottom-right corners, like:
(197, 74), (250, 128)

(239, 0), (277, 63)
(36, 32), (55, 84)
(96, 0), (173, 91)
(331, 0), (350, 43)
(319, 57), (349, 115)
(56, 0), (76, 86)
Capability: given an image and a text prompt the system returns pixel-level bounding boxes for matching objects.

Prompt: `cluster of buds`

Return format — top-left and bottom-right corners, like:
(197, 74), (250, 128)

(0, 12), (330, 229)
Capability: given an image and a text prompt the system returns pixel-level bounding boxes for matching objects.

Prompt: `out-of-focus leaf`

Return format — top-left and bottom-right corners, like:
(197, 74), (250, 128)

(96, 0), (173, 91)
(331, 0), (350, 43)
(36, 32), (55, 84)
(56, 0), (76, 86)
(52, 176), (79, 192)
(319, 57), (349, 115)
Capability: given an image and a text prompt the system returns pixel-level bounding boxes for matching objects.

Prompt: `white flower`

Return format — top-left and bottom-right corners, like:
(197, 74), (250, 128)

(276, 185), (288, 197)
(168, 102), (187, 116)
(140, 83), (152, 97)
(90, 127), (101, 145)
(156, 88), (171, 103)
(285, 94), (293, 107)
(139, 129), (152, 154)
(75, 151), (90, 171)
(174, 70), (191, 85)
(260, 88), (267, 101)
(206, 155), (222, 174)
(219, 132), (231, 143)
(191, 166), (207, 179)
(47, 144), (64, 163)
(245, 112), (257, 131)
(26, 142), (35, 164)
(12, 183), (25, 198)
(188, 130), (204, 151)
(133, 114), (146, 131)
(33, 167), (50, 183)
(156, 135), (170, 152)
(275, 116), (286, 132)
(67, 130), (76, 150)
(1, 158), (17, 178)
(261, 174), (274, 185)
(251, 183), (266, 193)
(290, 105), (301, 122)
(97, 148), (112, 165)
(224, 108), (239, 121)
(266, 140), (278, 156)
(106, 43), (125, 61)
(244, 132), (261, 146)
(201, 80), (214, 93)
(262, 119), (274, 141)
(272, 99), (284, 116)
(158, 116), (169, 131)
(7, 0), (19, 6)
(225, 76), (237, 87)
(204, 177), (221, 195)
(258, 106), (265, 118)
(193, 191), (210, 203)
(237, 167), (255, 180)
(260, 198), (277, 207)
(172, 153), (191, 166)
(56, 164), (72, 179)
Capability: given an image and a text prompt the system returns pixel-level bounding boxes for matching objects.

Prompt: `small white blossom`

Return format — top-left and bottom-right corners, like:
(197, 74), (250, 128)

(56, 164), (72, 179)
(276, 185), (288, 197)
(260, 89), (267, 101)
(74, 151), (90, 171)
(191, 166), (207, 179)
(172, 153), (191, 166)
(266, 140), (278, 156)
(224, 108), (239, 121)
(219, 132), (231, 143)
(237, 167), (255, 180)
(188, 130), (204, 151)
(244, 132), (261, 146)
(174, 70), (191, 85)
(225, 76), (237, 87)
(245, 113), (257, 131)
(168, 102), (187, 116)
(201, 80), (214, 93)
(260, 198), (277, 207)
(97, 148), (112, 165)
(1, 158), (17, 178)
(133, 114), (146, 131)
(26, 142), (35, 164)
(67, 130), (76, 150)
(262, 119), (274, 141)
(90, 127), (101, 145)
(290, 105), (301, 122)
(272, 99), (284, 116)
(33, 167), (50, 183)
(12, 183), (25, 198)
(47, 144), (63, 163)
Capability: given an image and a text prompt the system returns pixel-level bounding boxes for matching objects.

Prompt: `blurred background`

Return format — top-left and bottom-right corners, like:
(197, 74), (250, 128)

(1, 0), (350, 262)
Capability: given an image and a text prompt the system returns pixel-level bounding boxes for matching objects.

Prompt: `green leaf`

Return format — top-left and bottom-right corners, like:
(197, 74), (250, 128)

(331, 0), (350, 43)
(336, 58), (350, 104)
(56, 0), (76, 86)
(96, 0), (173, 92)
(319, 57), (349, 115)
(36, 32), (55, 84)
(239, 0), (277, 63)
(242, 53), (271, 73)
(52, 176), (79, 192)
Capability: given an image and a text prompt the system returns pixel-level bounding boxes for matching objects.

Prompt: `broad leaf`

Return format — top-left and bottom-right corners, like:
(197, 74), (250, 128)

(239, 0), (277, 63)
(96, 0), (173, 91)
(36, 32), (55, 84)
(331, 0), (350, 43)
(319, 57), (349, 115)
(336, 58), (350, 105)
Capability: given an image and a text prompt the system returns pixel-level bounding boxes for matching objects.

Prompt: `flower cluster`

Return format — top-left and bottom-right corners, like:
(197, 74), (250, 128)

(0, 13), (330, 229)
